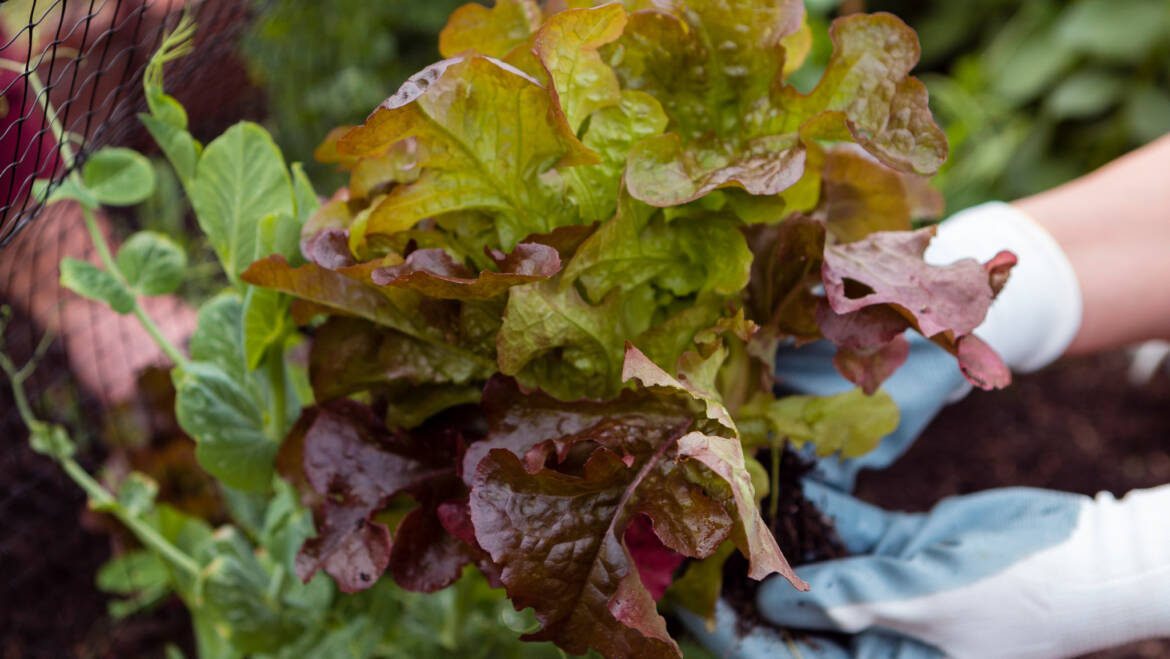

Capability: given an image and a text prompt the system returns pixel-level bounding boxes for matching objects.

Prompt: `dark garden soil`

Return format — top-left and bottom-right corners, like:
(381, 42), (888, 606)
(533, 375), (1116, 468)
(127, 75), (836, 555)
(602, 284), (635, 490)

(720, 444), (849, 640)
(723, 349), (1170, 658)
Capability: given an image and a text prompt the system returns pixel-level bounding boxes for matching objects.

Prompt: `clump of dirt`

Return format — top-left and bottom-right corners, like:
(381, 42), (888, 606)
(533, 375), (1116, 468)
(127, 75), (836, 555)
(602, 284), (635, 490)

(721, 444), (848, 637)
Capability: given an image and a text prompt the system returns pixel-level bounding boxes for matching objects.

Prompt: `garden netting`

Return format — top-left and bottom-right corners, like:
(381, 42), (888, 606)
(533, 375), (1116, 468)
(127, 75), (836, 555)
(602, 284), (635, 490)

(1, 2), (255, 654)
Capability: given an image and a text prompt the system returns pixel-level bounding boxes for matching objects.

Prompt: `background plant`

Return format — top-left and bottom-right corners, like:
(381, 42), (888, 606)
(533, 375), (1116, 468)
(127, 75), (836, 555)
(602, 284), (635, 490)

(873, 0), (1170, 210)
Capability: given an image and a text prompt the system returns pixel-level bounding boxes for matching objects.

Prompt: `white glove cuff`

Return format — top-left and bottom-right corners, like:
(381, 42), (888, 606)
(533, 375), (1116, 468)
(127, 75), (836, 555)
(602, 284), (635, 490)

(924, 201), (1083, 373)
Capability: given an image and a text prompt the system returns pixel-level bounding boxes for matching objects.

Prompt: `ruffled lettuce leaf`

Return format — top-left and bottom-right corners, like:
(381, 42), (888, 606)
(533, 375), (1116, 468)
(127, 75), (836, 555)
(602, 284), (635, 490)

(338, 56), (596, 250)
(438, 0), (542, 58)
(613, 8), (947, 207)
(496, 276), (624, 400)
(821, 226), (1015, 390)
(467, 345), (802, 658)
(278, 400), (473, 594)
(738, 387), (899, 458)
(370, 243), (561, 299)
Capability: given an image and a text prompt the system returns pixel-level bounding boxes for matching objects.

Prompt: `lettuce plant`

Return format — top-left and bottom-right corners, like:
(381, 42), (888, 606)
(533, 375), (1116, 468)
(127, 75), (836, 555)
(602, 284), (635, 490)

(238, 1), (1014, 657)
(20, 2), (1017, 658)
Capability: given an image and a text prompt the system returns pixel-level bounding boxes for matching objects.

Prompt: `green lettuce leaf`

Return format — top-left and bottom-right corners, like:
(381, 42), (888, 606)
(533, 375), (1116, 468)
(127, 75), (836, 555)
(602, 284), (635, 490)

(563, 193), (753, 305)
(613, 9), (946, 208)
(533, 2), (628, 132)
(567, 91), (670, 223)
(338, 56), (596, 249)
(497, 276), (624, 400)
(739, 387), (899, 458)
(439, 0), (542, 59)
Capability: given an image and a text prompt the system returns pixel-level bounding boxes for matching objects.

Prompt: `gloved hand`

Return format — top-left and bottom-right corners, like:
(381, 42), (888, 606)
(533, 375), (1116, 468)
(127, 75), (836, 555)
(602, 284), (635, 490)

(775, 201), (1085, 491)
(775, 334), (967, 492)
(683, 479), (1170, 658)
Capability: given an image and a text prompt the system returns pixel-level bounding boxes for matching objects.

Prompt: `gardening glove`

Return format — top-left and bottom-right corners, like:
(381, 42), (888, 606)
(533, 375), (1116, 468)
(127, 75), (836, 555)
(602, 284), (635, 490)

(776, 201), (1084, 491)
(683, 479), (1170, 658)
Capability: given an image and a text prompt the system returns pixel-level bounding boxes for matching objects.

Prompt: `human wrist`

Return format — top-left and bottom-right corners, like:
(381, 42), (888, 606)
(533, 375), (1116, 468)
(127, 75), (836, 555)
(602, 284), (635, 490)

(923, 201), (1083, 372)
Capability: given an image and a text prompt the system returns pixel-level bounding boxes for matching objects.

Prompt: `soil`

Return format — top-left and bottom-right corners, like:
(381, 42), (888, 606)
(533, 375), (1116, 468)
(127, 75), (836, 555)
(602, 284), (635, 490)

(721, 444), (849, 639)
(722, 350), (1170, 658)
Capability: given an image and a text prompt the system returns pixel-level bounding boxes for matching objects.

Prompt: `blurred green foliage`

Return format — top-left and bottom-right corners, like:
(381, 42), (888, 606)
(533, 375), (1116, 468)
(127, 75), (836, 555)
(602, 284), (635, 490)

(875, 0), (1170, 210)
(244, 0), (472, 189)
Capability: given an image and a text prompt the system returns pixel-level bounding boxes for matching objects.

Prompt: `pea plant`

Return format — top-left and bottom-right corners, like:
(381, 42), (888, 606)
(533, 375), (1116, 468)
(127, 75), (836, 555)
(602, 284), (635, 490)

(9, 2), (1018, 658)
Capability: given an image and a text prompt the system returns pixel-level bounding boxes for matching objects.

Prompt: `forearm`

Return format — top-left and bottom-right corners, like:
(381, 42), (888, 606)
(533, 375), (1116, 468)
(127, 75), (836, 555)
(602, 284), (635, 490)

(1012, 134), (1170, 355)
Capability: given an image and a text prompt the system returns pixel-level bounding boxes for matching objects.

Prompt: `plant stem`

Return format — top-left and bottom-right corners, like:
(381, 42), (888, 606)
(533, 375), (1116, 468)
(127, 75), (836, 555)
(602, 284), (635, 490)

(266, 348), (287, 441)
(769, 438), (784, 521)
(79, 205), (190, 369)
(266, 563), (286, 603)
(0, 344), (42, 431)
(61, 459), (202, 579)
(15, 65), (189, 371)
(0, 337), (201, 580)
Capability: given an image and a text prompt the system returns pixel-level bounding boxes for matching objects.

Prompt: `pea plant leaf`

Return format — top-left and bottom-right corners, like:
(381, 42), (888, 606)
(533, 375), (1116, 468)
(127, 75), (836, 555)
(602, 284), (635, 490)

(189, 292), (249, 382)
(189, 122), (296, 284)
(173, 361), (274, 493)
(116, 231), (187, 297)
(242, 285), (290, 370)
(82, 147), (157, 207)
(59, 258), (135, 314)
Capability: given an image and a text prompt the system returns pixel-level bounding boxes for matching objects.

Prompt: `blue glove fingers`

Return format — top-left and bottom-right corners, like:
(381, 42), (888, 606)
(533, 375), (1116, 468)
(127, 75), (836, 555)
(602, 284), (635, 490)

(675, 599), (851, 659)
(853, 631), (945, 659)
(871, 487), (1082, 558)
(676, 599), (942, 659)
(776, 336), (968, 491)
(800, 479), (922, 555)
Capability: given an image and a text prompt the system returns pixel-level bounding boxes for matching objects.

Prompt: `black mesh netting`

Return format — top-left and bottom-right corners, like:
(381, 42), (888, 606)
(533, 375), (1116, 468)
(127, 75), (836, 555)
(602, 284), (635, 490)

(1, 2), (256, 655)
